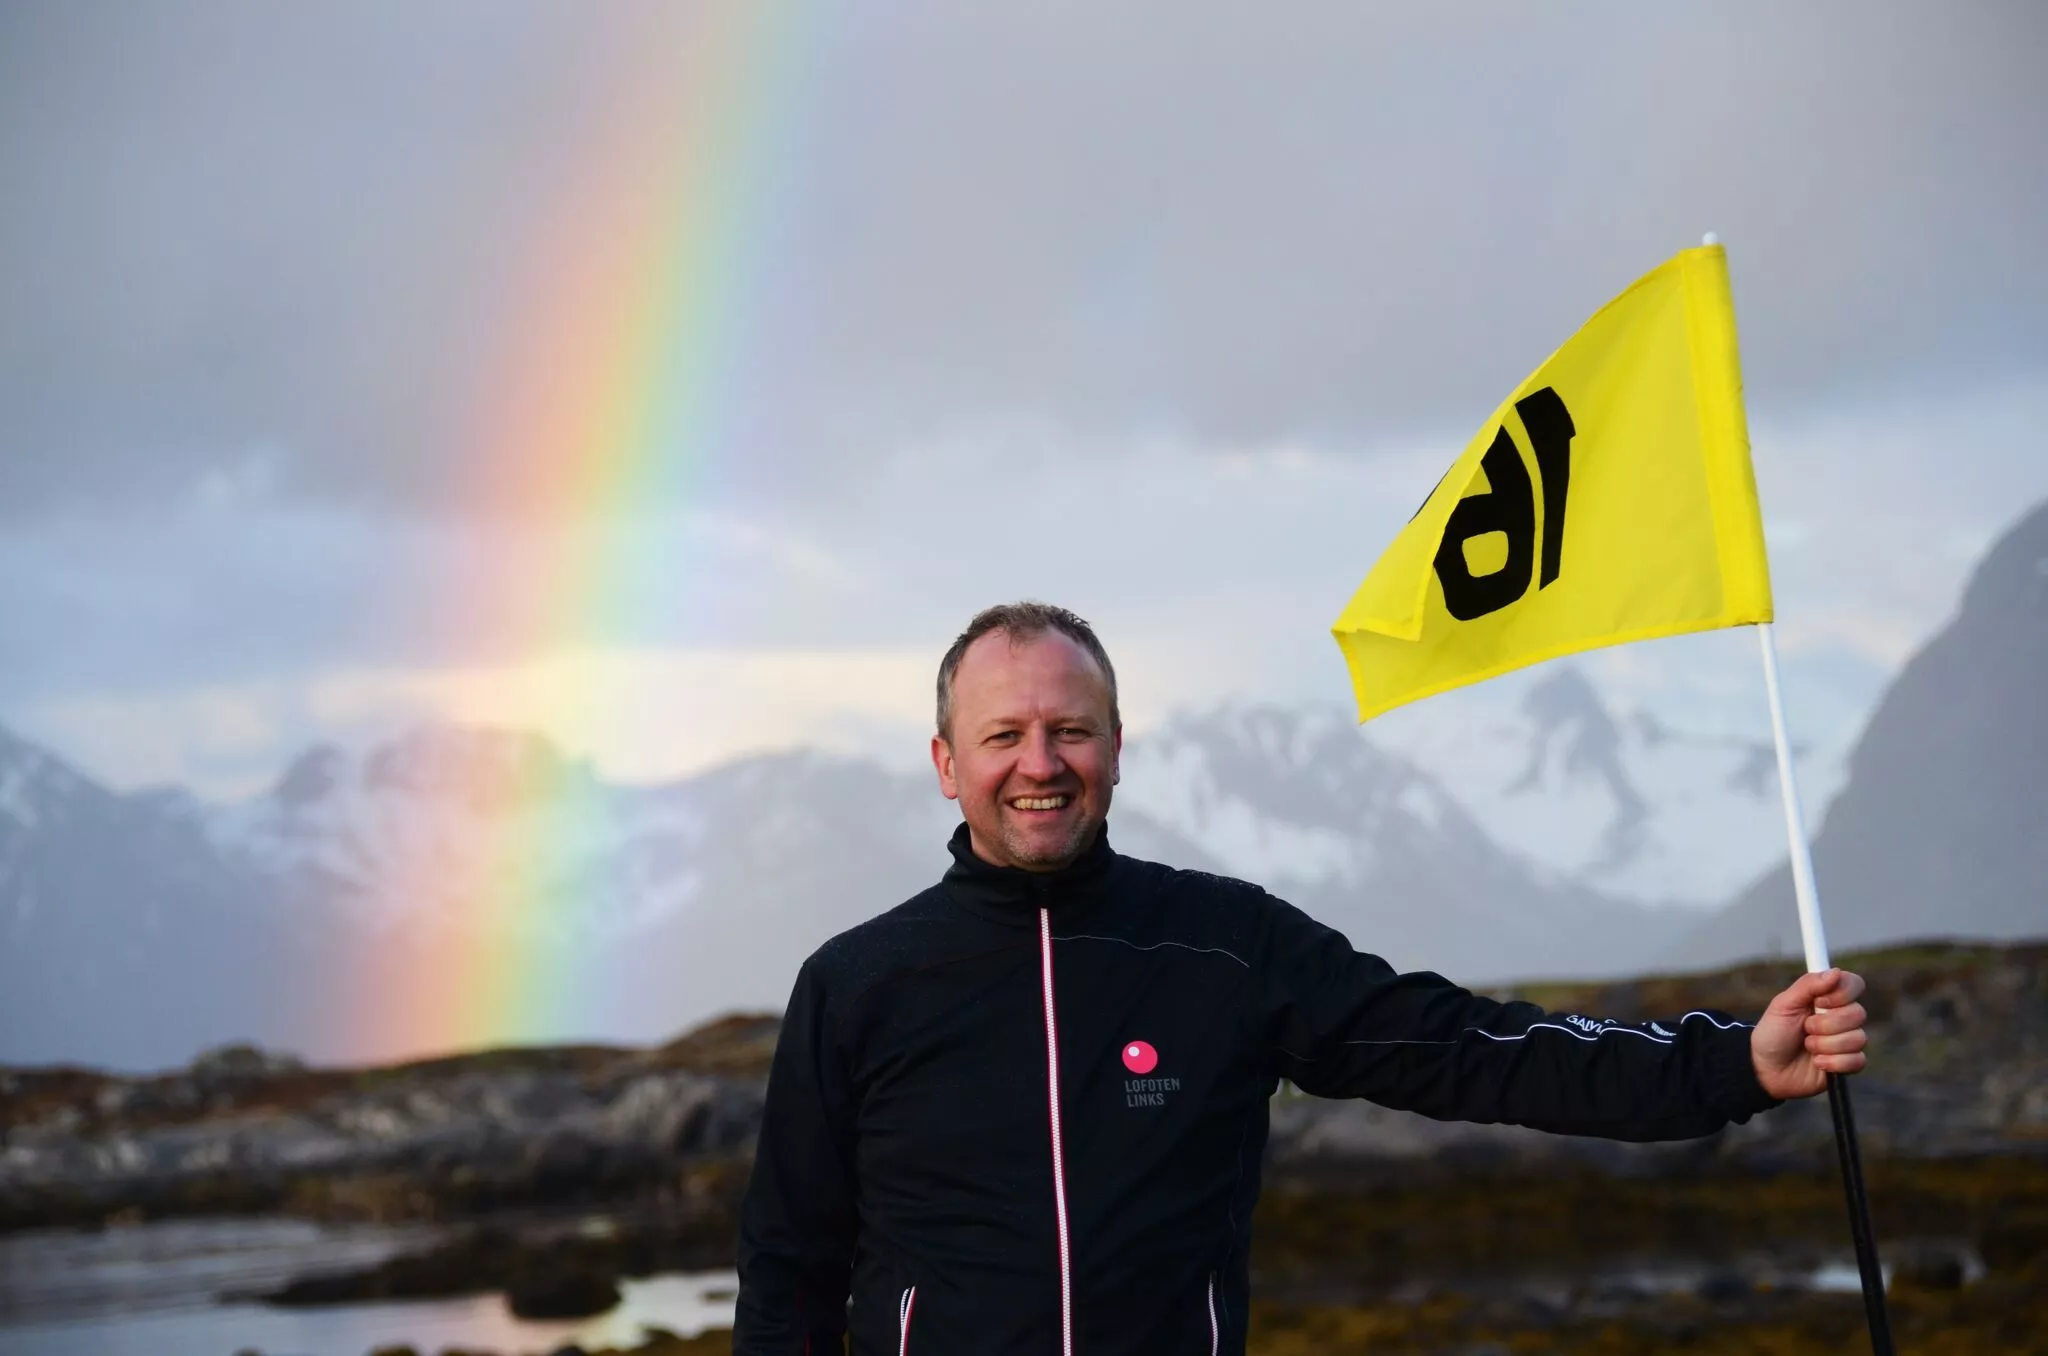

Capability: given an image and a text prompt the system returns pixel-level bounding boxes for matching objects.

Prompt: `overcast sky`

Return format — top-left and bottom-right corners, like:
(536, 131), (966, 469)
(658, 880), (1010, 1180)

(3, 1), (2044, 797)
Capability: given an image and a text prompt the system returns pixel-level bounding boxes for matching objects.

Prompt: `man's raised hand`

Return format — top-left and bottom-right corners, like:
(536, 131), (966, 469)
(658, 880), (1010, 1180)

(1750, 968), (1869, 1101)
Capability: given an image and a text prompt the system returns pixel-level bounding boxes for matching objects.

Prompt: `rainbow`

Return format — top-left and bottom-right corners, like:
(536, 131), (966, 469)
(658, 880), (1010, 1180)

(376, 6), (819, 1059)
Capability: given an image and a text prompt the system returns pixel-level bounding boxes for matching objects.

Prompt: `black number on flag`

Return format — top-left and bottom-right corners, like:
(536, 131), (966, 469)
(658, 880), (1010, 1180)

(1433, 427), (1535, 620)
(1432, 387), (1576, 621)
(1520, 387), (1574, 589)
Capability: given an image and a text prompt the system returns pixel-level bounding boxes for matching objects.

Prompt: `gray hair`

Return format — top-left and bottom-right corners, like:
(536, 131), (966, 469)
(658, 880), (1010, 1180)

(935, 601), (1120, 740)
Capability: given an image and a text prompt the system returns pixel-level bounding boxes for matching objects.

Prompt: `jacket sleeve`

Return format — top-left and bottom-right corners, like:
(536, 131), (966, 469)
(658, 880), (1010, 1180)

(1251, 893), (1778, 1140)
(734, 956), (857, 1353)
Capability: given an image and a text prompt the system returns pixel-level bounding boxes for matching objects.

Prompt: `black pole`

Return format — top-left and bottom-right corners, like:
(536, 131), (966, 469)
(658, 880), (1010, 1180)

(1825, 1073), (1895, 1355)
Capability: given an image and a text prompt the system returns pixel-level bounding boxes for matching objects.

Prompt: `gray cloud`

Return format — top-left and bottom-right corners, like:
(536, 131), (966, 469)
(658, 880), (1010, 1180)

(2, 2), (2043, 521)
(4, 1), (2046, 800)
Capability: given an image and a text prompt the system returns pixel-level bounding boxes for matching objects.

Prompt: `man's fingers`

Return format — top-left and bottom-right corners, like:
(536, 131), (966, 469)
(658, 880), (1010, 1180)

(1805, 1029), (1868, 1057)
(1814, 970), (1866, 1008)
(1805, 1002), (1866, 1036)
(1772, 969), (1834, 1014)
(1774, 968), (1868, 1016)
(1814, 1050), (1867, 1075)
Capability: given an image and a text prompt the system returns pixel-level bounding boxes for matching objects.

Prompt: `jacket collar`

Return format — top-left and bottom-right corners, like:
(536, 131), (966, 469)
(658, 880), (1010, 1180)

(941, 820), (1119, 922)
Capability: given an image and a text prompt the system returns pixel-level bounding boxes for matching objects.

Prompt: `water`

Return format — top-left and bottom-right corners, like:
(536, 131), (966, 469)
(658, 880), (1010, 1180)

(0, 1216), (1958, 1354)
(0, 1219), (736, 1356)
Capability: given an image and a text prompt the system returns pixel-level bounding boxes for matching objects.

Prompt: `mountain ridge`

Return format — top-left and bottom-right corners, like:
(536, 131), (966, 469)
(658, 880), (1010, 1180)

(2, 707), (1683, 1070)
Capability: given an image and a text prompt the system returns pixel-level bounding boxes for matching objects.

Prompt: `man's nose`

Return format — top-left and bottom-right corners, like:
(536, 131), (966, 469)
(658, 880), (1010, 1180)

(1016, 728), (1064, 780)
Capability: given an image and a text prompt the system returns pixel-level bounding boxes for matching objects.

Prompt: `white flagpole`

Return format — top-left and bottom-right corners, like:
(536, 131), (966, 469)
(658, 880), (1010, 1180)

(1714, 232), (1895, 1356)
(1756, 619), (1831, 973)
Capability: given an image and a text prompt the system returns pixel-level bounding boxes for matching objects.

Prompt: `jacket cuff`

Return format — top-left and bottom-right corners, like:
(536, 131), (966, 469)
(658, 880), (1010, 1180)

(1705, 1020), (1781, 1123)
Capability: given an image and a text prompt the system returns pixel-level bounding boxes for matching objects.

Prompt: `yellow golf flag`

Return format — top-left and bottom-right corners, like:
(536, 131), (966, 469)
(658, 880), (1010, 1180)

(1332, 243), (1773, 721)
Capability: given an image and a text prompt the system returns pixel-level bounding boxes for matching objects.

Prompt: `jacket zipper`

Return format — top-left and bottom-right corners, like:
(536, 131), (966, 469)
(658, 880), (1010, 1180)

(1038, 906), (1075, 1356)
(1206, 1272), (1218, 1356)
(897, 1284), (916, 1356)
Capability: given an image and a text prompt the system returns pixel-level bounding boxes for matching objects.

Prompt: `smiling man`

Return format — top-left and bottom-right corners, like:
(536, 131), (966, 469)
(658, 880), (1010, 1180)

(930, 607), (1121, 873)
(734, 602), (1869, 1356)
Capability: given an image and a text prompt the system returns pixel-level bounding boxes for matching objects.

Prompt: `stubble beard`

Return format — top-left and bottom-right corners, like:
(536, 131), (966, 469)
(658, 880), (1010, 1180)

(994, 802), (1101, 872)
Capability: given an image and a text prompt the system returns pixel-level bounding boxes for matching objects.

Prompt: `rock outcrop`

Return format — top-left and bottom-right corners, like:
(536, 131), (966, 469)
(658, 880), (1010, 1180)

(1265, 940), (2048, 1187)
(6, 946), (2044, 1239)
(0, 1015), (778, 1230)
(5, 947), (2042, 1354)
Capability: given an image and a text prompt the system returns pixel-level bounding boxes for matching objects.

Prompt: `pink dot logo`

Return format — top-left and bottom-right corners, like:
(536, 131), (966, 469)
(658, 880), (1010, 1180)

(1121, 1040), (1158, 1074)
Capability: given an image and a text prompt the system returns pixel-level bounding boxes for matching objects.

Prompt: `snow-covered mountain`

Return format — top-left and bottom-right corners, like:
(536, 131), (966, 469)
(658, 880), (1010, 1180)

(0, 726), (319, 1071)
(2, 704), (1687, 1071)
(11, 565), (2033, 1073)
(213, 728), (718, 937)
(0, 727), (965, 1070)
(1116, 704), (1686, 979)
(1367, 664), (1816, 906)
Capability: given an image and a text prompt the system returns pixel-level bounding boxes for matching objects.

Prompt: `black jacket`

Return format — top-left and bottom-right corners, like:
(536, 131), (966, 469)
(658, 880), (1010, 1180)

(735, 824), (1777, 1355)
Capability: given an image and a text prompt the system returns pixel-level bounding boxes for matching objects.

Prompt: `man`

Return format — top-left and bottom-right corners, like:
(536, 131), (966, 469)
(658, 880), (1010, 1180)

(735, 602), (1869, 1355)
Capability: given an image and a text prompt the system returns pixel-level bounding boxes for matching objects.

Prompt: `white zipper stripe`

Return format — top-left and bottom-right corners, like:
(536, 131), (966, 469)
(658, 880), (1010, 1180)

(1206, 1274), (1218, 1355)
(1038, 907), (1075, 1356)
(898, 1284), (916, 1356)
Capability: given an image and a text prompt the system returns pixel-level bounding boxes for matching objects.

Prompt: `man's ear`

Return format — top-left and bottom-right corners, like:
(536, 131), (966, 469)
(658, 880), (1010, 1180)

(1112, 723), (1123, 786)
(931, 733), (961, 800)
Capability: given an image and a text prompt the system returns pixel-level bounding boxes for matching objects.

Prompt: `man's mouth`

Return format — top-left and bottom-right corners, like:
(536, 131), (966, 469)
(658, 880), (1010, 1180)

(1008, 794), (1071, 812)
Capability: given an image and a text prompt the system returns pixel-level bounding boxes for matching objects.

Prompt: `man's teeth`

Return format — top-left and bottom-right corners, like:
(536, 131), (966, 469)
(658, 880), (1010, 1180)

(1010, 795), (1069, 811)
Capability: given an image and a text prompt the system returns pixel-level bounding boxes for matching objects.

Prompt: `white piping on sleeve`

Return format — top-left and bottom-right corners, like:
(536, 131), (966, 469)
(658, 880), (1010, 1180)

(1335, 1009), (1752, 1048)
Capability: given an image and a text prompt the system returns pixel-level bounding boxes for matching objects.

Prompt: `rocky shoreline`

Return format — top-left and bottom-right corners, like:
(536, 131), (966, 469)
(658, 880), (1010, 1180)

(0, 1014), (779, 1234)
(4, 941), (2044, 1353)
(247, 1154), (2048, 1356)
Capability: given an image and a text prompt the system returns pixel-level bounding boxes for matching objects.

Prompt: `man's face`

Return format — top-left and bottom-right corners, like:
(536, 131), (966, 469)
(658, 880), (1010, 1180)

(932, 630), (1121, 872)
